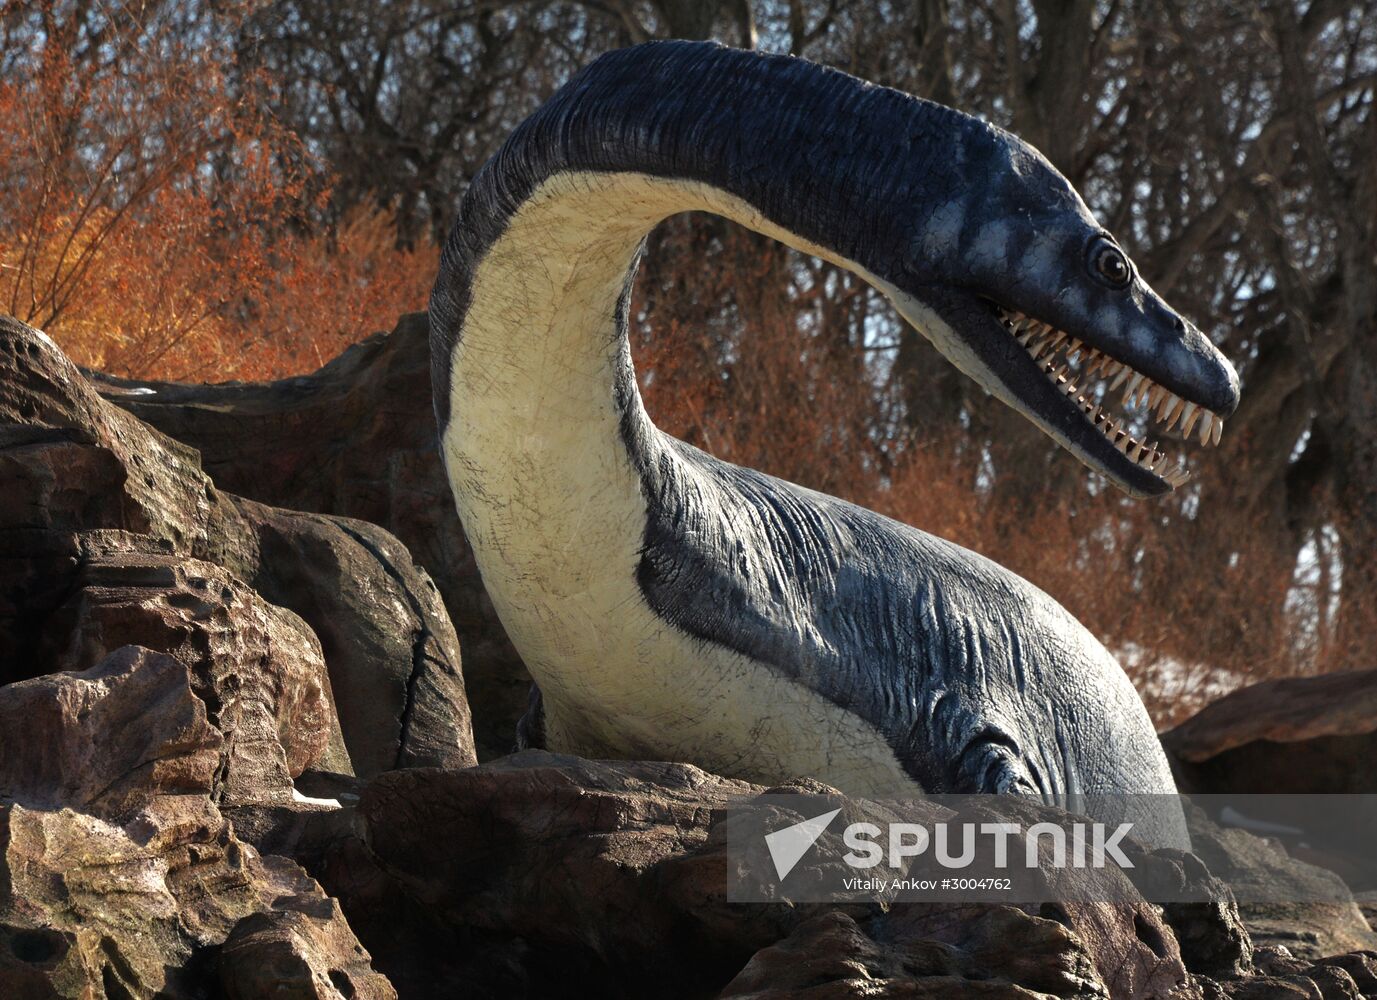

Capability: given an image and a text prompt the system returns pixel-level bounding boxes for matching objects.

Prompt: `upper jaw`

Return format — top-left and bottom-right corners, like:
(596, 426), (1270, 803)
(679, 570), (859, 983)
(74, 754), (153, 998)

(883, 281), (1237, 497)
(987, 299), (1238, 495)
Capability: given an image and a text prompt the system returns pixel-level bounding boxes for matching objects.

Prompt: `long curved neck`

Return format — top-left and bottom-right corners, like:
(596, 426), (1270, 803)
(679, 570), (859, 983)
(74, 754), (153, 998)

(444, 170), (850, 473)
(428, 42), (969, 598)
(438, 172), (837, 597)
(431, 40), (973, 432)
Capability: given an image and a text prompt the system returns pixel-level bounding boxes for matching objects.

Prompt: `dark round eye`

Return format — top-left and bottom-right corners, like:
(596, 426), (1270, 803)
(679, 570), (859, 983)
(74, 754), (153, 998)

(1088, 237), (1132, 288)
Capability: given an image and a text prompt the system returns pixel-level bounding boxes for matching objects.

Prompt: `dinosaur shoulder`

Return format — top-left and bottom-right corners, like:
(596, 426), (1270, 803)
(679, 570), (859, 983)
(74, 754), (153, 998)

(635, 439), (1063, 672)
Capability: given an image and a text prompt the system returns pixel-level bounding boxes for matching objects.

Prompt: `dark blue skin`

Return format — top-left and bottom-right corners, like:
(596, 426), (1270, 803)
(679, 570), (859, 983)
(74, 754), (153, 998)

(431, 42), (1237, 844)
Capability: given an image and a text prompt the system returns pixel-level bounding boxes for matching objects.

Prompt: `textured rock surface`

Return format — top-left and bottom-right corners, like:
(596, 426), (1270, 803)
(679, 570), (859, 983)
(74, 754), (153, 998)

(0, 643), (278, 817)
(719, 908), (1098, 999)
(90, 312), (524, 757)
(0, 313), (475, 775)
(0, 641), (393, 998)
(1188, 817), (1377, 959)
(1164, 671), (1377, 963)
(0, 798), (393, 1000)
(219, 860), (397, 1000)
(1164, 669), (1377, 795)
(312, 752), (1196, 999)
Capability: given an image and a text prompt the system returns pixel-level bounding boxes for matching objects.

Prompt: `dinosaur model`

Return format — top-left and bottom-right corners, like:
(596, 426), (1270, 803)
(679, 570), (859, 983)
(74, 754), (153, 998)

(429, 42), (1240, 849)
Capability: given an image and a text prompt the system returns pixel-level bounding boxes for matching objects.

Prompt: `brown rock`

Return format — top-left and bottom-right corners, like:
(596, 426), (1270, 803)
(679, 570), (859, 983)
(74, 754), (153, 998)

(38, 557), (344, 802)
(0, 313), (475, 777)
(219, 857), (395, 1000)
(719, 909), (1051, 999)
(1187, 819), (1376, 959)
(1163, 670), (1377, 796)
(1217, 978), (1323, 999)
(1307, 952), (1377, 994)
(1165, 671), (1377, 765)
(315, 752), (1195, 999)
(0, 645), (223, 818)
(1117, 845), (1254, 979)
(1298, 964), (1361, 1000)
(1164, 674), (1377, 963)
(90, 313), (521, 757)
(224, 500), (472, 775)
(0, 799), (391, 999)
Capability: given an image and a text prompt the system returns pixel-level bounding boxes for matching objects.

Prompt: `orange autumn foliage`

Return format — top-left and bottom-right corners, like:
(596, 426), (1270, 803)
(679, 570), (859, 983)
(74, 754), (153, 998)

(0, 1), (433, 382)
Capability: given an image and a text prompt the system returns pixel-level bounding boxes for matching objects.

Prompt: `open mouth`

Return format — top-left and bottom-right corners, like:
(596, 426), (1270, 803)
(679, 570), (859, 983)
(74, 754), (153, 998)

(994, 305), (1226, 489)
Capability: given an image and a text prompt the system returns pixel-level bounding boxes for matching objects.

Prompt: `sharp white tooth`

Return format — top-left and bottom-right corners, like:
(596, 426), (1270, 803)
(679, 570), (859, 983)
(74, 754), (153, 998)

(1018, 328), (1036, 346)
(1110, 366), (1132, 391)
(1161, 394), (1184, 426)
(1122, 373), (1145, 405)
(1180, 402), (1199, 437)
(1048, 331), (1068, 352)
(1198, 411), (1214, 444)
(1212, 416), (1223, 445)
(1148, 385), (1166, 409)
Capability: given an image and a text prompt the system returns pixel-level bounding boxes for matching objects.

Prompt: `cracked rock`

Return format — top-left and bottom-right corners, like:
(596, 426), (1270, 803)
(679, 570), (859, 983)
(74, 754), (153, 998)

(91, 313), (517, 758)
(0, 313), (475, 780)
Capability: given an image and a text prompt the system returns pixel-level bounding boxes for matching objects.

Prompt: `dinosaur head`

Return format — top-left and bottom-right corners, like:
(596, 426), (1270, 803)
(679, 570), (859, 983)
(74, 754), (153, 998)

(880, 119), (1239, 498)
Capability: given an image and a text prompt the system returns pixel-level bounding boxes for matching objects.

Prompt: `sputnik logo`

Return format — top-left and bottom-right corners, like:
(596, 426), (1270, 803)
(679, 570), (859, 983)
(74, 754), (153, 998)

(764, 808), (841, 880)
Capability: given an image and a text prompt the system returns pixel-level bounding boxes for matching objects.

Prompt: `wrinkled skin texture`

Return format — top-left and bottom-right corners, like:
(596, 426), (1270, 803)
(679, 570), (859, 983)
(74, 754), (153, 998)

(431, 41), (1207, 848)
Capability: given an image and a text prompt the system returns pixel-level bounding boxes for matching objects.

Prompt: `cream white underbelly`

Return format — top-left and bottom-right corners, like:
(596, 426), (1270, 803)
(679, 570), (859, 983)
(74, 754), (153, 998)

(442, 170), (919, 796)
(479, 524), (917, 797)
(442, 370), (917, 796)
(459, 480), (919, 797)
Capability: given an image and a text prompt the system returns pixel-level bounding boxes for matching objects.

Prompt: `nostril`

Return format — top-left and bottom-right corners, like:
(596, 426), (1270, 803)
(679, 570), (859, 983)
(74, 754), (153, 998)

(1172, 316), (1187, 335)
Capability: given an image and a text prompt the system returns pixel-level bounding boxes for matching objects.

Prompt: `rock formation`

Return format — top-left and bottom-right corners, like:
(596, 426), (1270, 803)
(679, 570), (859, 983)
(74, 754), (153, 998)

(2, 315), (476, 775)
(1164, 668), (1377, 796)
(3, 313), (1376, 998)
(89, 313), (523, 758)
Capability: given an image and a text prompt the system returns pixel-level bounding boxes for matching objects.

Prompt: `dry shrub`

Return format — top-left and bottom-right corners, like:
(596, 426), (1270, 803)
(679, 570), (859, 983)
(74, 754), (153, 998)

(0, 2), (431, 383)
(239, 207), (439, 379)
